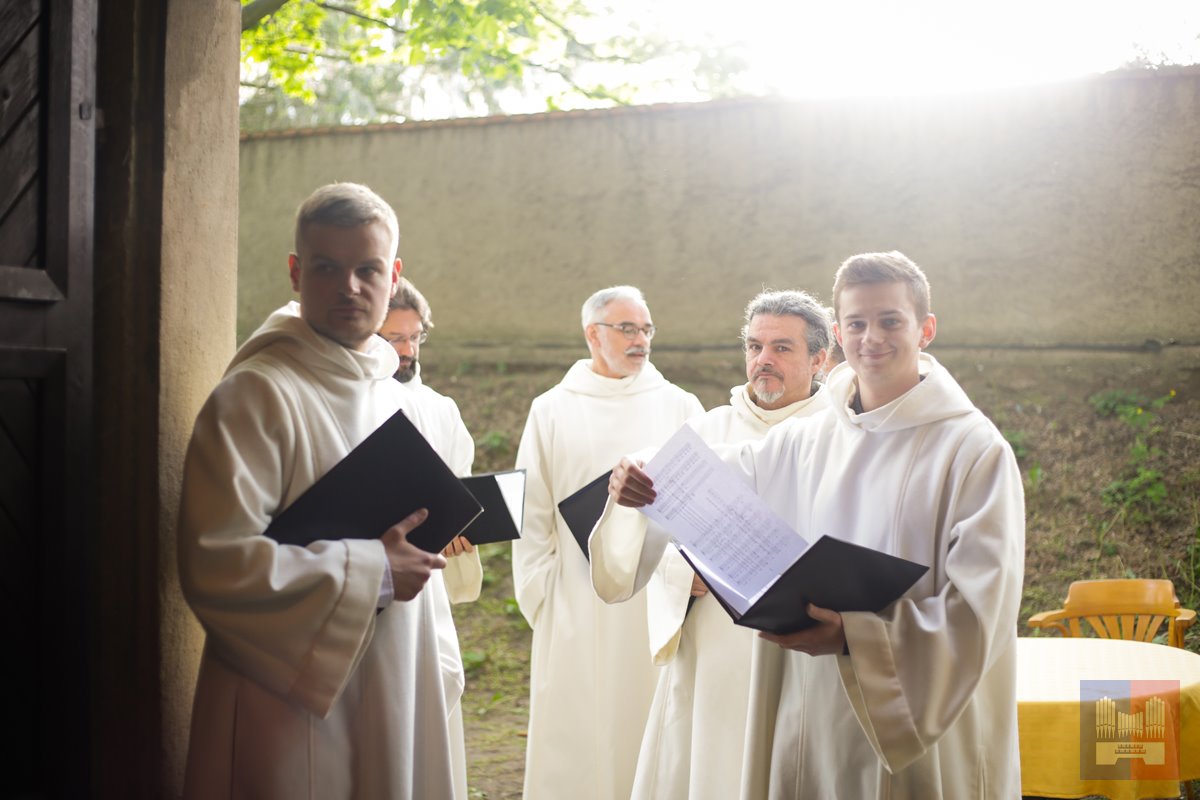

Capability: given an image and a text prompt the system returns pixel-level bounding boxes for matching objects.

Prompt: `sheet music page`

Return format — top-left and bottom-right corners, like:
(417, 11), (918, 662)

(640, 425), (808, 605)
(678, 544), (756, 615)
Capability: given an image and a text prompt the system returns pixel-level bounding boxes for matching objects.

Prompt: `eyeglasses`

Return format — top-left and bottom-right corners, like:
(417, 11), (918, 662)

(382, 331), (428, 346)
(594, 322), (656, 341)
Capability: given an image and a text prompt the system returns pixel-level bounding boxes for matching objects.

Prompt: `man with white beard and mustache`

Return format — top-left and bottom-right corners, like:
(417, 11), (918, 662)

(512, 286), (703, 800)
(589, 290), (831, 800)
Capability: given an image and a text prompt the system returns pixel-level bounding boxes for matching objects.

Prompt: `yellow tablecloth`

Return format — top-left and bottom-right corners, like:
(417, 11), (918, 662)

(1017, 637), (1200, 800)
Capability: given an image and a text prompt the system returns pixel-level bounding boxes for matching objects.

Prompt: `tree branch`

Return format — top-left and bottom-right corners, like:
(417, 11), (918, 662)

(518, 54), (627, 103)
(527, 0), (633, 64)
(284, 44), (355, 61)
(318, 2), (409, 36)
(242, 0), (294, 32)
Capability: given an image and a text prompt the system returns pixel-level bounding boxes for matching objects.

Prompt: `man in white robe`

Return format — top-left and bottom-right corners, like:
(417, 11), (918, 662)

(380, 278), (482, 603)
(513, 286), (704, 800)
(380, 277), (482, 800)
(589, 289), (832, 800)
(611, 252), (1025, 799)
(178, 183), (465, 799)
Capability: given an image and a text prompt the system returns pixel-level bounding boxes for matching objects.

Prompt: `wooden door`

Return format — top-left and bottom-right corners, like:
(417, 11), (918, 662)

(0, 0), (95, 796)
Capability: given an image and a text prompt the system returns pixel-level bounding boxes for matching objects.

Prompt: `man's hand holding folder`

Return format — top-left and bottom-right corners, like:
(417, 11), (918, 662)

(262, 408), (483, 554)
(382, 508), (448, 601)
(759, 604), (846, 655)
(608, 425), (927, 641)
(610, 459), (848, 652)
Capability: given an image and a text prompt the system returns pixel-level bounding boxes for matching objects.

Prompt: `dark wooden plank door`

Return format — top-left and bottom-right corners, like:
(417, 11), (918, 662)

(0, 0), (95, 796)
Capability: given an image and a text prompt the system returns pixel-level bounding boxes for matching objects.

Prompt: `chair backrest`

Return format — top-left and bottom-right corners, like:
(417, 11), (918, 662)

(1060, 579), (1181, 643)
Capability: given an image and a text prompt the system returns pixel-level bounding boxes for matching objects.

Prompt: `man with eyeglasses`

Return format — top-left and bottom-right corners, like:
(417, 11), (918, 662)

(379, 277), (482, 800)
(512, 285), (703, 800)
(380, 279), (480, 577)
(588, 289), (831, 800)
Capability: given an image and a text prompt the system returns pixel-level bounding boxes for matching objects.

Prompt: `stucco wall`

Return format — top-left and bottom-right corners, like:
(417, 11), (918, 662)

(239, 70), (1200, 355)
(159, 0), (240, 793)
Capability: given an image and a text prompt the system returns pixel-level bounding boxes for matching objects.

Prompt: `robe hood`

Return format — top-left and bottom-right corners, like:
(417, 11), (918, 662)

(825, 352), (975, 433)
(558, 358), (672, 398)
(230, 301), (399, 383)
(729, 381), (828, 427)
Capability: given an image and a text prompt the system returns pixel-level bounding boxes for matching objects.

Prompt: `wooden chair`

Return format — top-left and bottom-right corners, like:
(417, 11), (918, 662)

(1027, 579), (1197, 649)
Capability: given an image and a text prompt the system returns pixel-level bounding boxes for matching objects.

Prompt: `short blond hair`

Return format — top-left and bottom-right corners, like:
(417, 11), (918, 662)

(294, 182), (399, 258)
(832, 251), (930, 321)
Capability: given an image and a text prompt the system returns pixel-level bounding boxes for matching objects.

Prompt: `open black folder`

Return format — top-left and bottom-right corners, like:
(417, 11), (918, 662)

(264, 408), (483, 554)
(678, 536), (927, 635)
(460, 470), (526, 544)
(557, 470), (612, 560)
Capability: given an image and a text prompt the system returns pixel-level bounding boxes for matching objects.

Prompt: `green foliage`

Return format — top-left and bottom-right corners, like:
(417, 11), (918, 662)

(1175, 504), (1200, 616)
(1092, 388), (1177, 527)
(461, 648), (488, 674)
(1003, 429), (1029, 460)
(239, 0), (747, 130)
(477, 429), (513, 460)
(1088, 388), (1175, 429)
(1025, 462), (1044, 493)
(503, 595), (524, 619)
(1088, 388), (1145, 419)
(1101, 466), (1168, 523)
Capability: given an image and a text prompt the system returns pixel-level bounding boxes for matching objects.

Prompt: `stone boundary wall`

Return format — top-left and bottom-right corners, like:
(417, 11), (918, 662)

(239, 69), (1200, 361)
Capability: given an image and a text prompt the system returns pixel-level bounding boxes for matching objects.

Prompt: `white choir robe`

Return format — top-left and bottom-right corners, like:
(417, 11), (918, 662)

(399, 361), (482, 800)
(727, 354), (1025, 799)
(399, 362), (483, 604)
(179, 303), (464, 799)
(513, 359), (704, 800)
(589, 382), (829, 800)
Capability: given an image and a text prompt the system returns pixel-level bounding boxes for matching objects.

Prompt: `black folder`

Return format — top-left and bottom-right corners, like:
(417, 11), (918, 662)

(679, 535), (927, 635)
(460, 470), (526, 544)
(264, 408), (483, 554)
(556, 470), (613, 560)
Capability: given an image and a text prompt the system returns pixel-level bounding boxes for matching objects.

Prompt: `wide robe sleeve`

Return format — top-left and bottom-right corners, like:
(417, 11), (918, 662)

(589, 499), (660, 602)
(511, 398), (557, 628)
(442, 403), (483, 604)
(177, 369), (387, 719)
(587, 440), (672, 603)
(834, 429), (1025, 773)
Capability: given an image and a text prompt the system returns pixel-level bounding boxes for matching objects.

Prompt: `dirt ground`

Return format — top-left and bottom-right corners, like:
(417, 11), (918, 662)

(436, 344), (1200, 799)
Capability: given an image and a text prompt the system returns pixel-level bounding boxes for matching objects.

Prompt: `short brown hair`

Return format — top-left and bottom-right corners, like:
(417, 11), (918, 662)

(832, 251), (931, 321)
(388, 277), (434, 331)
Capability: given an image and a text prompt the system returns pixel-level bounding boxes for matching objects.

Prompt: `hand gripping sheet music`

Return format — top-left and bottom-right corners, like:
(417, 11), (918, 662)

(640, 424), (809, 615)
(639, 424), (928, 634)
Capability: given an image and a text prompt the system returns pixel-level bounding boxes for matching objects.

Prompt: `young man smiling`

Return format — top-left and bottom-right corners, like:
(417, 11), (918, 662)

(610, 252), (1025, 798)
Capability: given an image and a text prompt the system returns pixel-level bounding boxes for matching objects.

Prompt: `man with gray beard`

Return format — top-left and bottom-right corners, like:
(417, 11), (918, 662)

(513, 286), (703, 800)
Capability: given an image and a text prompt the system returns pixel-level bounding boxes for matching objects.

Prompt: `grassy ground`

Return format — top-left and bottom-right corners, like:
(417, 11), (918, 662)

(435, 344), (1200, 799)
